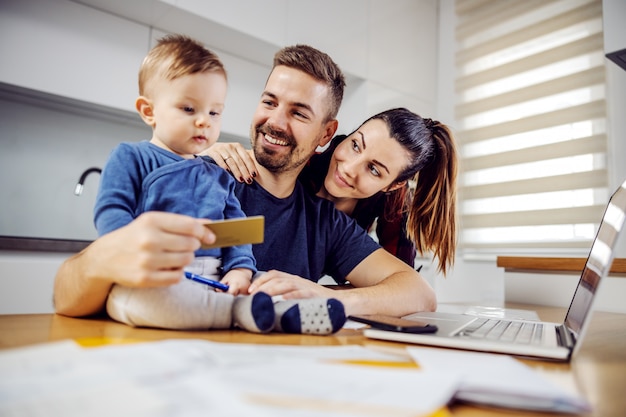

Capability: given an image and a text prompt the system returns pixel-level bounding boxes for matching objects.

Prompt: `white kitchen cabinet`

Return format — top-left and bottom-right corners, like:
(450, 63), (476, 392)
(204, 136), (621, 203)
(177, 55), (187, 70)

(0, 0), (149, 112)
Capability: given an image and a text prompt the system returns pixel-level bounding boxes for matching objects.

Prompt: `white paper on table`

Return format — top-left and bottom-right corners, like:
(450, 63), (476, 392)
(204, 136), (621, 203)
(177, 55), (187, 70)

(0, 340), (82, 373)
(0, 340), (168, 417)
(0, 339), (459, 417)
(216, 358), (458, 417)
(407, 347), (591, 414)
(0, 339), (278, 417)
(89, 340), (459, 417)
(84, 339), (413, 369)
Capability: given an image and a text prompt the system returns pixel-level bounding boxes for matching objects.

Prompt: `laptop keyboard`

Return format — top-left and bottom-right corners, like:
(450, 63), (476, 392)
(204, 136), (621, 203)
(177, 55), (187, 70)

(459, 318), (544, 344)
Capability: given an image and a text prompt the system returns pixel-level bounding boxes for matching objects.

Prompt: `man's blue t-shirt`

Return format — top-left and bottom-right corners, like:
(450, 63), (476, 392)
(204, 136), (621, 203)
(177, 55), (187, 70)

(235, 180), (381, 284)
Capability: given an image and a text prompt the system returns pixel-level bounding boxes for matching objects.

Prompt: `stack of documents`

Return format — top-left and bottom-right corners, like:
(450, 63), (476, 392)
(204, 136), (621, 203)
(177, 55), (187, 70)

(0, 338), (590, 416)
(408, 347), (590, 414)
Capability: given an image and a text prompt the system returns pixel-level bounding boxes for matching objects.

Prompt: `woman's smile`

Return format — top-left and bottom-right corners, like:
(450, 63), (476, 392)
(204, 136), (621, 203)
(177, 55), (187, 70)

(332, 165), (353, 189)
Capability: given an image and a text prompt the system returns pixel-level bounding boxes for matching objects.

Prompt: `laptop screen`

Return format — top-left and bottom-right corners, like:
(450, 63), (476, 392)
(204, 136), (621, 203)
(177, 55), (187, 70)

(564, 181), (626, 336)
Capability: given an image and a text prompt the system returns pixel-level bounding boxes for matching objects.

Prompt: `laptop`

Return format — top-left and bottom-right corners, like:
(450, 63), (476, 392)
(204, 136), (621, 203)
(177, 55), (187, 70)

(364, 179), (626, 361)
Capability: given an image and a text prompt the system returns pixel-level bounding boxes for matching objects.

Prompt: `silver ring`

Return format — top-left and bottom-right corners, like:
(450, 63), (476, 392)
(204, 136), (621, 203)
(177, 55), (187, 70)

(223, 156), (231, 161)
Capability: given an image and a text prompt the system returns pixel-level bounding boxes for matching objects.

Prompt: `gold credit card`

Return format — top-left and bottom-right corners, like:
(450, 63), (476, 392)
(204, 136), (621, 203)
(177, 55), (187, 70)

(200, 216), (264, 249)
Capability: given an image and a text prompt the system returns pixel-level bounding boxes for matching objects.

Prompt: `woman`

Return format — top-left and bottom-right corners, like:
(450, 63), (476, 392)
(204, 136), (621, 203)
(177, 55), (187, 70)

(209, 107), (458, 275)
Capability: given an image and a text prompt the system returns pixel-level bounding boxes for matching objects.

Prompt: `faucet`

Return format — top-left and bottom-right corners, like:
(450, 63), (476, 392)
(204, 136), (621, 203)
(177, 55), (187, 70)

(74, 167), (102, 196)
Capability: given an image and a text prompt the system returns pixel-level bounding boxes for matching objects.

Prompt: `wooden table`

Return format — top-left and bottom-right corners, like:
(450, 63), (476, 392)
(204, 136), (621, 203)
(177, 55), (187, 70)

(1, 304), (625, 417)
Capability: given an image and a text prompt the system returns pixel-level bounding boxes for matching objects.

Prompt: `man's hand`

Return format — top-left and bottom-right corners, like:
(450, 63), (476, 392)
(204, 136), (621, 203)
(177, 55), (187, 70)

(88, 212), (216, 288)
(248, 270), (336, 299)
(53, 212), (216, 317)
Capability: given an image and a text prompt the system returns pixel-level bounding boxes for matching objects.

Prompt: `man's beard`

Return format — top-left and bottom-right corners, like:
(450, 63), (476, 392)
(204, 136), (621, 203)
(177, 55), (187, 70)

(250, 124), (310, 173)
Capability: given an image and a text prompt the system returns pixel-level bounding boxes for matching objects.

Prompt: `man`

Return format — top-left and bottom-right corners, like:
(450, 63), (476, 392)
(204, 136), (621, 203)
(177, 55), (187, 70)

(54, 45), (436, 319)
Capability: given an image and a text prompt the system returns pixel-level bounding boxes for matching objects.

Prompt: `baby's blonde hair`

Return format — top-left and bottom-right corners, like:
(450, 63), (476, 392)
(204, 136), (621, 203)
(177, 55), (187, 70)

(138, 34), (226, 97)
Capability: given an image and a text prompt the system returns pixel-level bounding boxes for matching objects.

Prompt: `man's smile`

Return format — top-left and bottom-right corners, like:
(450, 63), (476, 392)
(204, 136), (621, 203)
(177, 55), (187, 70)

(264, 134), (289, 146)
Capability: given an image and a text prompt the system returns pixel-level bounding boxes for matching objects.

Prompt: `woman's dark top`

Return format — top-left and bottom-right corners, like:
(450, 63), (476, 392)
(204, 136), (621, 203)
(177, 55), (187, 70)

(298, 135), (417, 267)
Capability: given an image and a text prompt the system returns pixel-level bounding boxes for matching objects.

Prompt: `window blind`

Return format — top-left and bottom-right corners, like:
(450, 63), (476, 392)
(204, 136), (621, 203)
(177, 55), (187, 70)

(454, 0), (608, 254)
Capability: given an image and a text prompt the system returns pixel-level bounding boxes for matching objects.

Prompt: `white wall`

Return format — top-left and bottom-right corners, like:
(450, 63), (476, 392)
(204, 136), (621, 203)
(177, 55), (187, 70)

(0, 0), (147, 114)
(506, 272), (626, 314)
(602, 0), (626, 56)
(0, 252), (68, 314)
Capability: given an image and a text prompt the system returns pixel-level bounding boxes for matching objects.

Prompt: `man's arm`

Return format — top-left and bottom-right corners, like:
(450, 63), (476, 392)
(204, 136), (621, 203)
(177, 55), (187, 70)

(54, 212), (215, 317)
(338, 248), (436, 316)
(248, 249), (435, 317)
(53, 243), (116, 317)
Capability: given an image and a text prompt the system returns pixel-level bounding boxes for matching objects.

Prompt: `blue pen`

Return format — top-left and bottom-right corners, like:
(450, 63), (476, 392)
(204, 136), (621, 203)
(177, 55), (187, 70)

(184, 271), (230, 292)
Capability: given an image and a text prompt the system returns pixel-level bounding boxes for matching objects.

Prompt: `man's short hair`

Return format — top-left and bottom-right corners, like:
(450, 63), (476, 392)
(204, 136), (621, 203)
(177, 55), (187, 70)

(273, 45), (345, 121)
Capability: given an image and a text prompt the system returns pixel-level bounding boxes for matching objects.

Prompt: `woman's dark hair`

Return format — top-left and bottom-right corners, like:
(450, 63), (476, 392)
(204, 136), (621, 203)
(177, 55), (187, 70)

(359, 108), (458, 275)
